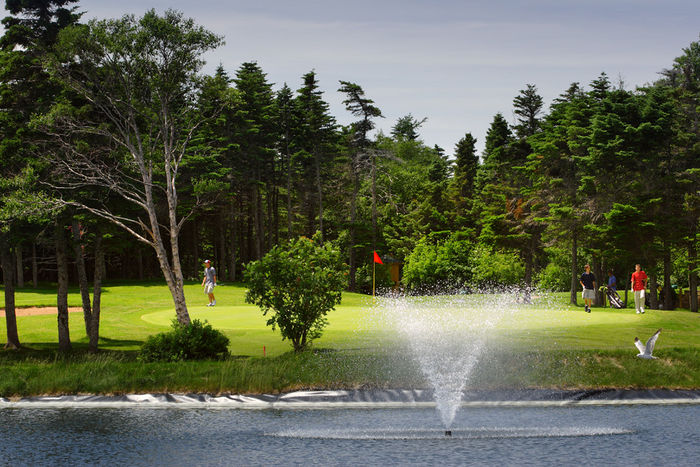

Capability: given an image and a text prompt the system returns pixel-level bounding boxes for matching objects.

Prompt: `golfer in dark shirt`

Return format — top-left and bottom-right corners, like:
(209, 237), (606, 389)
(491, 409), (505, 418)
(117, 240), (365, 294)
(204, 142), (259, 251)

(580, 264), (596, 313)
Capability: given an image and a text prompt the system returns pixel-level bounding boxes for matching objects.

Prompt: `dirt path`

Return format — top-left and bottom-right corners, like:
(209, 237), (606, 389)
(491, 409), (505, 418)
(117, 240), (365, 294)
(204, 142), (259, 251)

(0, 307), (83, 317)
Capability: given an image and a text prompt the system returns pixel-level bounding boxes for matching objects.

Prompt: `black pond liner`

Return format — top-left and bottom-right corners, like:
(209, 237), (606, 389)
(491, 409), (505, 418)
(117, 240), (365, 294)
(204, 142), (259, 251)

(2, 388), (699, 408)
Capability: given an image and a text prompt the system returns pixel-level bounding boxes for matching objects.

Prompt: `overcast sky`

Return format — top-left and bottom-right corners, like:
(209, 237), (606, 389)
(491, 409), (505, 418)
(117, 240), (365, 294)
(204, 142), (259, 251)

(18, 1), (700, 155)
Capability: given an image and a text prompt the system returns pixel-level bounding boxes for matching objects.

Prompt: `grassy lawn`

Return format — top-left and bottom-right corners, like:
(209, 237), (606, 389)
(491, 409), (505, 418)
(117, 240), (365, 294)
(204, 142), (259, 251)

(1, 282), (699, 396)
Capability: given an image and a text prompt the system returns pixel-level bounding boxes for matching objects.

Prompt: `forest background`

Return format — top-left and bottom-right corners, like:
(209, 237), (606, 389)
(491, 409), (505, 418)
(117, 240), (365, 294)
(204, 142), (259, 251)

(1, 1), (699, 351)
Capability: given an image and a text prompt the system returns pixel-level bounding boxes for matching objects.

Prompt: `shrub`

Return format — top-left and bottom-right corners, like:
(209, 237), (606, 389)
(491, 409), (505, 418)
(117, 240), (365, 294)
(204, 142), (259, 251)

(535, 262), (570, 291)
(138, 319), (230, 362)
(402, 232), (473, 290)
(245, 234), (348, 352)
(535, 249), (572, 291)
(469, 244), (525, 287)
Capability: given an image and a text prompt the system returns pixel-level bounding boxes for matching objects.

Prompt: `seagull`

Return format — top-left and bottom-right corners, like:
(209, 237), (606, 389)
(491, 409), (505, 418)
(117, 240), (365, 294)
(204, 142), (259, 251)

(634, 328), (662, 359)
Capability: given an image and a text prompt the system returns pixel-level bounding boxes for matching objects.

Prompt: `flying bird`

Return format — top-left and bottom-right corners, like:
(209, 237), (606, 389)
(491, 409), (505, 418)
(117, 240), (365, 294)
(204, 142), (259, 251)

(634, 328), (662, 359)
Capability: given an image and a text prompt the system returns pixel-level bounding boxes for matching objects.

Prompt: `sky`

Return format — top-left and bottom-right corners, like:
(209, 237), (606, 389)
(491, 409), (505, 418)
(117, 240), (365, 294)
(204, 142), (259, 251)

(10, 0), (700, 155)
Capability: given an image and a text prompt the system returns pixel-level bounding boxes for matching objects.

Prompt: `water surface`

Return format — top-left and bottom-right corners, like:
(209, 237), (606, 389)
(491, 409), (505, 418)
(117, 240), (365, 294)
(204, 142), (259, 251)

(1, 404), (697, 466)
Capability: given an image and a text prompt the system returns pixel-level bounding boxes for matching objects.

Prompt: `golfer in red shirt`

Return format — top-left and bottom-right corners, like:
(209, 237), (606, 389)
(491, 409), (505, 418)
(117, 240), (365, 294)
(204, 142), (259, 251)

(631, 264), (648, 314)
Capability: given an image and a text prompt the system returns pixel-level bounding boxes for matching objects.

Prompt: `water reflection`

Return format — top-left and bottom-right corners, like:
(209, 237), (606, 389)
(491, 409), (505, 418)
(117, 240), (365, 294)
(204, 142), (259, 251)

(1, 405), (698, 466)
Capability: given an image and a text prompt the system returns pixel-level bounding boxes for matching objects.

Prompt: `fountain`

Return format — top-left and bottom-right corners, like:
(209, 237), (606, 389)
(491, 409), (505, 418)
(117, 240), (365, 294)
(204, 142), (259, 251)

(377, 290), (517, 430)
(3, 287), (699, 464)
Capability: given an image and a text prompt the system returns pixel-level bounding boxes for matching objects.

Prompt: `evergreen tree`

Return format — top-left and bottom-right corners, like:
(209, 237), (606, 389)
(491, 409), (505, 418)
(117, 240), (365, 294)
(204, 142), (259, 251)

(275, 84), (296, 241)
(451, 132), (478, 230)
(513, 84), (544, 138)
(477, 88), (544, 292)
(391, 114), (427, 141)
(338, 81), (383, 290)
(659, 37), (700, 312)
(528, 82), (592, 303)
(190, 65), (238, 280)
(232, 62), (278, 260)
(294, 70), (337, 242)
(0, 0), (81, 349)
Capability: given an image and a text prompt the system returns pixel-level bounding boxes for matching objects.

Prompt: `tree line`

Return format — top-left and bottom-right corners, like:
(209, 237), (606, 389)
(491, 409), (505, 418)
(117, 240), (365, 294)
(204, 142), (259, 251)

(1, 1), (698, 351)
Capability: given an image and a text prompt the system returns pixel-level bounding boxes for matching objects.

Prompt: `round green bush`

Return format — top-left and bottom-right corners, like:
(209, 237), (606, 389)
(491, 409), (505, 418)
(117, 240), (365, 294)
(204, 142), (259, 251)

(138, 319), (230, 362)
(402, 233), (474, 290)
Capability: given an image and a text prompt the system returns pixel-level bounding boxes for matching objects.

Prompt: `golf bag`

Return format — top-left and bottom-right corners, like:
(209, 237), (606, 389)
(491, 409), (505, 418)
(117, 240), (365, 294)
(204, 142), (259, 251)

(606, 288), (624, 309)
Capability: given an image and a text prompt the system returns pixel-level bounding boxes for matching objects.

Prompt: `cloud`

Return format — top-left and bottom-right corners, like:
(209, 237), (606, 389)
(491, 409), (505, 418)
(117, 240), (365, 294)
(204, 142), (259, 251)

(13, 0), (700, 155)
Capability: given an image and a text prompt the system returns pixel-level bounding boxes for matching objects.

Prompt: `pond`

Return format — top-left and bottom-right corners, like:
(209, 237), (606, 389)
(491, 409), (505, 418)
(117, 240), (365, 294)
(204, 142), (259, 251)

(1, 402), (698, 466)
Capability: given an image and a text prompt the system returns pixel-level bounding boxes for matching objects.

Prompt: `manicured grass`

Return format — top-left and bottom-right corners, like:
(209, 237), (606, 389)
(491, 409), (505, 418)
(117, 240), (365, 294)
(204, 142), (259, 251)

(1, 282), (699, 396)
(2, 281), (377, 355)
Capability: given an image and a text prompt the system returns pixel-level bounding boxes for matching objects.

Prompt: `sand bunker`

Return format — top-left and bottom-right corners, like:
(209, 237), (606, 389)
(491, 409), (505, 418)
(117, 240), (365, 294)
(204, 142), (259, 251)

(0, 307), (82, 317)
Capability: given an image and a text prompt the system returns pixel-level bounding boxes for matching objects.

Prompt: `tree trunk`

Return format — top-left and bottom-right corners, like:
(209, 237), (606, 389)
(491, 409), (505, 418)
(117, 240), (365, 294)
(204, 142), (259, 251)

(524, 245), (533, 286)
(218, 213), (226, 281)
(137, 248), (144, 280)
(348, 163), (359, 291)
(315, 149), (324, 244)
(191, 218), (199, 280)
(154, 142), (191, 326)
(246, 198), (253, 263)
(71, 218), (92, 336)
(252, 184), (262, 260)
(167, 225), (189, 327)
(306, 190), (315, 238)
(663, 245), (672, 310)
(287, 150), (293, 241)
(89, 234), (104, 353)
(266, 181), (274, 251)
(521, 238), (534, 304)
(55, 223), (72, 352)
(648, 274), (659, 309)
(229, 201), (237, 282)
(624, 267), (631, 307)
(2, 243), (21, 349)
(273, 184), (280, 246)
(32, 241), (38, 288)
(570, 233), (578, 305)
(15, 244), (23, 288)
(591, 259), (603, 307)
(689, 238), (698, 313)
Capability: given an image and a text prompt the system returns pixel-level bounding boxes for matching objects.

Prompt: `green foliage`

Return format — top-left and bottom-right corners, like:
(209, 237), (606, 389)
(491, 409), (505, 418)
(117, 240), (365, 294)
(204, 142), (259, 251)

(353, 261), (393, 293)
(469, 244), (525, 286)
(391, 114), (427, 141)
(402, 232), (473, 290)
(138, 319), (230, 362)
(536, 262), (570, 291)
(245, 235), (348, 352)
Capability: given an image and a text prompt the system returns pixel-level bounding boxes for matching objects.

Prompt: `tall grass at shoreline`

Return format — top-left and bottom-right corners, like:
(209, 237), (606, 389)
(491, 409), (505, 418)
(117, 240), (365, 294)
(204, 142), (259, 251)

(1, 347), (698, 397)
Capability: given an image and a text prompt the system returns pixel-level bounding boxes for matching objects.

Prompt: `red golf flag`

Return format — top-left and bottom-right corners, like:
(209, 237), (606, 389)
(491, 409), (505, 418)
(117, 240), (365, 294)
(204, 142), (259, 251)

(373, 251), (383, 265)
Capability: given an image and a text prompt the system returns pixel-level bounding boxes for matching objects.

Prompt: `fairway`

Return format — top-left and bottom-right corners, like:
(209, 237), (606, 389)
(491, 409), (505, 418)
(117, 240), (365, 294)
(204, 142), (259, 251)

(3, 282), (698, 356)
(5, 283), (700, 356)
(2, 282), (700, 395)
(1, 282), (382, 356)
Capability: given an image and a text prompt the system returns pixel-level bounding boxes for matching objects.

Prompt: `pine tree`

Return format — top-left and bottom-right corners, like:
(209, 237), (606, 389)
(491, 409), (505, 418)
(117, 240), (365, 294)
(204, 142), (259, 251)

(232, 62), (278, 260)
(391, 114), (427, 141)
(294, 71), (337, 243)
(659, 37), (700, 312)
(275, 84), (296, 241)
(0, 0), (81, 349)
(338, 81), (383, 290)
(451, 132), (478, 230)
(528, 82), (591, 304)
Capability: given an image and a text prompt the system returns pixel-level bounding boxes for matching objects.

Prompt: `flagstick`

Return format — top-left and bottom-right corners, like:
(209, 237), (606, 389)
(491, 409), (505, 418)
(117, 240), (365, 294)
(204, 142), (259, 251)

(373, 260), (376, 298)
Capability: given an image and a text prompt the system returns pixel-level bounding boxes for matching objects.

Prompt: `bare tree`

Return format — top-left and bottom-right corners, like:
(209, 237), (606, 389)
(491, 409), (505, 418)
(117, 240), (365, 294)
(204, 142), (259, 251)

(41, 10), (224, 325)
